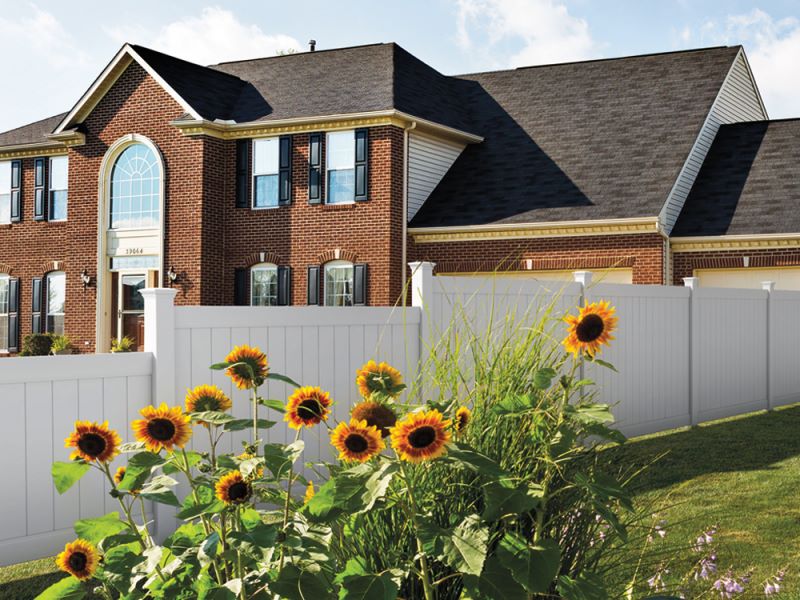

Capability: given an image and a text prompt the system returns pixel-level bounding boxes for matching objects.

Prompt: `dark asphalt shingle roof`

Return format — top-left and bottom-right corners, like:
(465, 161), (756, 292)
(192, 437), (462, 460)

(0, 112), (68, 147)
(410, 46), (742, 227)
(672, 119), (800, 237)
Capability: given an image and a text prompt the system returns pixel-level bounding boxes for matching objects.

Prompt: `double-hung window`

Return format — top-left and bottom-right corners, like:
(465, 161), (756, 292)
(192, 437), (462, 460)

(326, 131), (356, 204)
(0, 276), (8, 352)
(251, 264), (279, 306)
(253, 138), (280, 208)
(45, 271), (66, 335)
(324, 260), (354, 306)
(49, 156), (68, 221)
(0, 162), (10, 224)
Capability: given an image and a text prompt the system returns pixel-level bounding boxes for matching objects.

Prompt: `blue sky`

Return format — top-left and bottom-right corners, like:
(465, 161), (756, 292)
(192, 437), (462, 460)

(1, 1), (799, 132)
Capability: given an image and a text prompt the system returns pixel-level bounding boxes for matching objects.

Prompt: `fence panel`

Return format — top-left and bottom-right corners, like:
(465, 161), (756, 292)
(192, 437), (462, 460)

(769, 291), (800, 408)
(0, 353), (153, 566)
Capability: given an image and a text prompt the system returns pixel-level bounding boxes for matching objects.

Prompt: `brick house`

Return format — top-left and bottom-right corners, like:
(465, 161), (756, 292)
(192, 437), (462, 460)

(0, 41), (795, 355)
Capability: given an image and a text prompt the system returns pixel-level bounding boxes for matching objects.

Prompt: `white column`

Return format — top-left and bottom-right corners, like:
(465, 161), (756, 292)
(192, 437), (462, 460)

(572, 270), (593, 291)
(684, 277), (699, 425)
(408, 261), (435, 368)
(762, 281), (775, 410)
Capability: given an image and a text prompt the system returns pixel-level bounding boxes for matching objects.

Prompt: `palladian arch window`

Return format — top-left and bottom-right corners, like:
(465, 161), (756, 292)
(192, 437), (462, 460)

(110, 144), (161, 229)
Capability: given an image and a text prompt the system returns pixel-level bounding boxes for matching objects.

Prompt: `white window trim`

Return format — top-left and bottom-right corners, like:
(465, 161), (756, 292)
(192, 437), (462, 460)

(250, 263), (279, 306)
(325, 130), (356, 205)
(0, 160), (11, 225)
(0, 274), (9, 353)
(48, 155), (69, 222)
(251, 137), (281, 210)
(109, 143), (162, 231)
(324, 260), (355, 307)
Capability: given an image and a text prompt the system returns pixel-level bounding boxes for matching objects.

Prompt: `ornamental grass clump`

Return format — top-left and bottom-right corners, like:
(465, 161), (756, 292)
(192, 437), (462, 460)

(40, 294), (631, 599)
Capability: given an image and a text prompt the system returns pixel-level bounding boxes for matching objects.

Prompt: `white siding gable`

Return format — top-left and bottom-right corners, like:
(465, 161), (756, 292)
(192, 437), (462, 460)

(407, 132), (465, 221)
(660, 49), (767, 234)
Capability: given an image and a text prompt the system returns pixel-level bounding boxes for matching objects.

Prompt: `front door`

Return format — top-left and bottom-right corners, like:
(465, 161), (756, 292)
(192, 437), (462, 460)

(117, 273), (146, 351)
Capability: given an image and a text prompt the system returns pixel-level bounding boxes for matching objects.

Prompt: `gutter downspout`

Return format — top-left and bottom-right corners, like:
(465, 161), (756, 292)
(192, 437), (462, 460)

(402, 121), (417, 305)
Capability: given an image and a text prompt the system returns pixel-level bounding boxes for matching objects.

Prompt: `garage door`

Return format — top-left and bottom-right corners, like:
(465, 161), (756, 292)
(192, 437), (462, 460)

(443, 268), (634, 284)
(695, 268), (800, 290)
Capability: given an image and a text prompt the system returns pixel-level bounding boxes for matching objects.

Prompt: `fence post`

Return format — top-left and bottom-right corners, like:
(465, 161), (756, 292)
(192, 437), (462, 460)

(683, 277), (699, 425)
(762, 281), (775, 410)
(409, 261), (435, 366)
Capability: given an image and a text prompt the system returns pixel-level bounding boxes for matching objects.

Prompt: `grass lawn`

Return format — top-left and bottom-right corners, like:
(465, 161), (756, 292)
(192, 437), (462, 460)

(601, 404), (800, 595)
(0, 556), (63, 599)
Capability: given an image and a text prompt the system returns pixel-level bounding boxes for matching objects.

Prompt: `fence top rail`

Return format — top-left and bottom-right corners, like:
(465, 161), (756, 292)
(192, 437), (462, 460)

(693, 287), (769, 300)
(589, 283), (691, 299)
(0, 352), (153, 384)
(433, 276), (583, 297)
(174, 305), (422, 329)
(769, 290), (800, 301)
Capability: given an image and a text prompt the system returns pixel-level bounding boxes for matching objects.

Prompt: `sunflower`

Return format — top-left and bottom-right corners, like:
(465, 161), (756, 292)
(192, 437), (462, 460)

(304, 482), (315, 504)
(224, 345), (268, 390)
(64, 421), (121, 464)
(56, 539), (99, 581)
(284, 386), (332, 429)
(351, 400), (397, 437)
(331, 419), (385, 463)
(215, 470), (252, 505)
(563, 300), (618, 357)
(236, 452), (264, 478)
(356, 360), (404, 399)
(390, 410), (451, 463)
(131, 403), (193, 453)
(455, 407), (472, 434)
(185, 384), (233, 426)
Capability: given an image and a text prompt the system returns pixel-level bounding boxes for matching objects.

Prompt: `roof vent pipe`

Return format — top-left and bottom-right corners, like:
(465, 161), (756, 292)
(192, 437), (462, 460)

(309, 39), (316, 52)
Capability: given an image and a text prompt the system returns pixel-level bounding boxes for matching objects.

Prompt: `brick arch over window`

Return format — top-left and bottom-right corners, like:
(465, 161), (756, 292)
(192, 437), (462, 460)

(38, 260), (68, 276)
(242, 251), (285, 268)
(317, 249), (359, 264)
(0, 262), (13, 275)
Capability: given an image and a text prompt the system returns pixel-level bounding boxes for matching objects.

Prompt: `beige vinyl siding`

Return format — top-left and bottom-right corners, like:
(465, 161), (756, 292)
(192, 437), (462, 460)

(407, 132), (465, 221)
(660, 50), (767, 233)
(696, 268), (800, 291)
(440, 268), (633, 285)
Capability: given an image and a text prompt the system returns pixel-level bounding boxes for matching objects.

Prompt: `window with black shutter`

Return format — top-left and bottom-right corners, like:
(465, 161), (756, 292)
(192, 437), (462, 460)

(307, 266), (320, 305)
(10, 160), (21, 222)
(353, 264), (368, 306)
(354, 129), (368, 201)
(279, 136), (292, 205)
(277, 266), (291, 305)
(7, 278), (19, 352)
(235, 140), (250, 208)
(308, 134), (322, 204)
(31, 277), (42, 333)
(234, 268), (248, 305)
(34, 158), (46, 220)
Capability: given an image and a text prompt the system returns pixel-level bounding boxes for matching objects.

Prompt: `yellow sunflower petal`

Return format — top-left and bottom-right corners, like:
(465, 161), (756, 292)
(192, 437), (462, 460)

(215, 470), (252, 505)
(64, 420), (121, 464)
(355, 360), (404, 399)
(56, 539), (99, 581)
(562, 300), (618, 357)
(224, 345), (268, 390)
(131, 403), (193, 453)
(284, 386), (332, 429)
(390, 410), (451, 463)
(331, 418), (385, 462)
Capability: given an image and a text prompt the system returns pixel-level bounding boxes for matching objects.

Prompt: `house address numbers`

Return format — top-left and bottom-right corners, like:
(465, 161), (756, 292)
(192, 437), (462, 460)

(125, 248), (145, 255)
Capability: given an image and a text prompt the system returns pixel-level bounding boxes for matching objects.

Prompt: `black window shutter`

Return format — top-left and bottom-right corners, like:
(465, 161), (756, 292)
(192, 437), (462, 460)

(8, 278), (19, 352)
(235, 140), (251, 208)
(353, 263), (368, 306)
(354, 129), (369, 201)
(308, 134), (322, 204)
(307, 266), (320, 305)
(31, 277), (42, 333)
(277, 266), (291, 306)
(279, 136), (292, 205)
(34, 158), (46, 220)
(234, 268), (248, 305)
(10, 160), (21, 222)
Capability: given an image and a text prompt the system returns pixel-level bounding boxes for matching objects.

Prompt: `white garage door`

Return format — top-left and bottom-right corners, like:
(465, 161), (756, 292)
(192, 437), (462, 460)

(443, 268), (633, 284)
(695, 268), (800, 290)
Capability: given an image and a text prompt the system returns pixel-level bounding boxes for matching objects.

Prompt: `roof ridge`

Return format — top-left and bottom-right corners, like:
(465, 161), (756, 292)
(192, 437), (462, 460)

(130, 44), (249, 85)
(721, 117), (800, 125)
(452, 45), (739, 78)
(210, 42), (391, 67)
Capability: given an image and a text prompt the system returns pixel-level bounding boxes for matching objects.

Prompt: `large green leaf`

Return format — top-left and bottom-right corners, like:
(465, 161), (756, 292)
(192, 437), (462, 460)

(266, 372), (302, 388)
(306, 462), (396, 522)
(443, 442), (507, 479)
(491, 394), (532, 416)
(533, 367), (558, 389)
(228, 523), (278, 560)
(496, 533), (560, 593)
(556, 573), (608, 600)
(119, 452), (165, 491)
(74, 512), (128, 545)
(482, 480), (542, 521)
(258, 398), (286, 413)
(270, 564), (332, 599)
(440, 515), (488, 576)
(223, 418), (276, 432)
(462, 558), (526, 600)
(568, 403), (616, 425)
(177, 485), (225, 520)
(187, 411), (236, 426)
(34, 576), (86, 600)
(336, 558), (399, 600)
(52, 462), (91, 495)
(262, 440), (305, 479)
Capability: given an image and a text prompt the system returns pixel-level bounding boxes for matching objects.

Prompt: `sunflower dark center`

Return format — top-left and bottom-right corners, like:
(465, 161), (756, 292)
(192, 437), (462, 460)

(576, 314), (605, 343)
(68, 552), (87, 572)
(408, 426), (437, 449)
(147, 418), (176, 442)
(352, 403), (397, 437)
(194, 397), (219, 412)
(78, 433), (107, 458)
(344, 434), (369, 453)
(299, 399), (323, 420)
(227, 481), (250, 502)
(457, 415), (468, 431)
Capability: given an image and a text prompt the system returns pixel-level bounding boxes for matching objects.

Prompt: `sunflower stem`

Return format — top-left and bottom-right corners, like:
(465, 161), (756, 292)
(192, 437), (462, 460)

(278, 428), (302, 573)
(399, 461), (436, 600)
(208, 425), (217, 470)
(251, 387), (259, 455)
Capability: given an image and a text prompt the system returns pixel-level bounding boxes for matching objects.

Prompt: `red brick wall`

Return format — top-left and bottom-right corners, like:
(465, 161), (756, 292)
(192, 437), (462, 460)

(672, 248), (800, 284)
(408, 232), (666, 284)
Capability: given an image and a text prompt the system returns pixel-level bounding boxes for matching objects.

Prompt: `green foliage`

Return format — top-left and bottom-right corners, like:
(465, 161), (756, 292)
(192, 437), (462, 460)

(20, 333), (54, 356)
(110, 335), (135, 353)
(51, 461), (90, 494)
(49, 335), (72, 355)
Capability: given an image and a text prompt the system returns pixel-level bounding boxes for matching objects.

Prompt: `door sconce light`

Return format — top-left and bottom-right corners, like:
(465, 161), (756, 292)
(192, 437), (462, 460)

(167, 266), (178, 283)
(80, 268), (92, 288)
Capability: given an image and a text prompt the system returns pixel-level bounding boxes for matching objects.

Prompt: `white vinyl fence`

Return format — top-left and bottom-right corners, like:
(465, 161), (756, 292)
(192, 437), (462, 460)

(3, 264), (800, 565)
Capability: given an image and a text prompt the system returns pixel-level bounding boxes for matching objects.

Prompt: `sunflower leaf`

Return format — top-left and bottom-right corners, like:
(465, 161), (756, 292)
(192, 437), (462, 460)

(74, 512), (128, 545)
(270, 564), (333, 600)
(258, 398), (286, 413)
(336, 557), (400, 600)
(443, 442), (507, 479)
(266, 372), (302, 388)
(188, 411), (236, 425)
(556, 573), (608, 600)
(119, 452), (165, 491)
(262, 440), (304, 479)
(52, 461), (91, 495)
(496, 533), (561, 593)
(568, 403), (616, 425)
(462, 557), (527, 600)
(209, 362), (231, 371)
(33, 575), (86, 600)
(590, 358), (618, 372)
(533, 367), (558, 389)
(440, 515), (488, 576)
(482, 480), (542, 522)
(223, 418), (276, 432)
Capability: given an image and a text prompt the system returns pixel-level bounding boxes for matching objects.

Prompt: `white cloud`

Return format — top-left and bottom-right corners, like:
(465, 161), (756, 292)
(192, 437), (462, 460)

(106, 6), (302, 66)
(700, 9), (800, 119)
(455, 0), (599, 70)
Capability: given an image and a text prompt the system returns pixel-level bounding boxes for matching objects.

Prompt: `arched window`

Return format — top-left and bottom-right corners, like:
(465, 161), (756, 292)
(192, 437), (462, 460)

(45, 271), (66, 335)
(324, 260), (354, 306)
(110, 143), (161, 229)
(251, 263), (278, 306)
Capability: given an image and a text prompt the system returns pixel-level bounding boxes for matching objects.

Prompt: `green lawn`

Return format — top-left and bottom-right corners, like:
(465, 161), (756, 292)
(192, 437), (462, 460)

(0, 556), (62, 599)
(602, 404), (800, 595)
